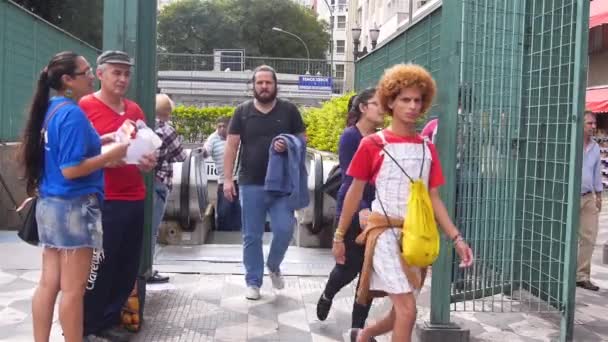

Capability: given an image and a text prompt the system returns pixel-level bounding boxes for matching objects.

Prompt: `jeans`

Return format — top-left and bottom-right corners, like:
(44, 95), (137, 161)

(240, 184), (295, 287)
(151, 179), (169, 260)
(216, 183), (242, 231)
(36, 194), (103, 250)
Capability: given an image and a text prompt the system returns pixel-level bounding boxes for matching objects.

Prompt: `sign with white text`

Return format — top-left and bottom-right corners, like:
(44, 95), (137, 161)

(298, 75), (332, 91)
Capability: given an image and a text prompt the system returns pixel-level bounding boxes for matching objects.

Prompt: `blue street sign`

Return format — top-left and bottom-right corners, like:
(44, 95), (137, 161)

(298, 75), (333, 91)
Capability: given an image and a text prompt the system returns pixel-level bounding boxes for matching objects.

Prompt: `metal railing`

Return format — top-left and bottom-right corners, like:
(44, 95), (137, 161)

(157, 52), (353, 94)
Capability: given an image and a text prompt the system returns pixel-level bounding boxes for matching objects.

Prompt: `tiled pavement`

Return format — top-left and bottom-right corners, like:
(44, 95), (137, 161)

(0, 205), (608, 341)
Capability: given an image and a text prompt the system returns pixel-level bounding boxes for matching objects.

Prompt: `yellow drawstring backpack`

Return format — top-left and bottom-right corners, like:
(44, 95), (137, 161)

(374, 133), (440, 267)
(402, 179), (440, 266)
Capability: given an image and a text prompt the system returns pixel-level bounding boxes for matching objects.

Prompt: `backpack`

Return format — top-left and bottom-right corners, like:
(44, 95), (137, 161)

(373, 132), (440, 267)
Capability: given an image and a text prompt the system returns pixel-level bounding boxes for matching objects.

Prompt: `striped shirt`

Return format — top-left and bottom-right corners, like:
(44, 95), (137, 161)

(204, 131), (227, 184)
(154, 119), (187, 190)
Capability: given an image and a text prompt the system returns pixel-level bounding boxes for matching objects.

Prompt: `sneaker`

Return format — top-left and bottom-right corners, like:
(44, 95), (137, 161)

(246, 286), (261, 300)
(268, 270), (285, 290)
(147, 270), (170, 284)
(316, 293), (332, 321)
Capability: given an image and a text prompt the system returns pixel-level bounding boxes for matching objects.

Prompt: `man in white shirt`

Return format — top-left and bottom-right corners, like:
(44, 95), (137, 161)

(204, 117), (241, 231)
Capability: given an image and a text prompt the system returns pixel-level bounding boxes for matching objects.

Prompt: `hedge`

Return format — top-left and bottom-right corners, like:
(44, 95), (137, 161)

(301, 93), (354, 153)
(172, 105), (235, 142)
(171, 93), (355, 152)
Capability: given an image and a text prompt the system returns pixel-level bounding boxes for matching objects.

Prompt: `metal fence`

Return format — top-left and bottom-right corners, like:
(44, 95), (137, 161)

(355, 0), (588, 340)
(0, 0), (100, 142)
(157, 52), (352, 94)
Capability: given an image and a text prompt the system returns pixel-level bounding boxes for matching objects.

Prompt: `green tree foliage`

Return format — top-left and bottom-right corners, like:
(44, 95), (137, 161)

(158, 0), (330, 58)
(12, 0), (103, 48)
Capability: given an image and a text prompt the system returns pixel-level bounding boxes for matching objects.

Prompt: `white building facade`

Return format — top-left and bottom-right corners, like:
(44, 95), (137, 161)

(344, 0), (434, 90)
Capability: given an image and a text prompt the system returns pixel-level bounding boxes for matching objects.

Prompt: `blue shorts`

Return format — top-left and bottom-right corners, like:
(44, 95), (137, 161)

(36, 194), (103, 250)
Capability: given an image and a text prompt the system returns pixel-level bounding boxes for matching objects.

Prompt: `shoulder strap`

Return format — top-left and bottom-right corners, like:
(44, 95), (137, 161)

(41, 102), (71, 137)
(370, 134), (428, 182)
(419, 137), (428, 178)
(370, 133), (414, 183)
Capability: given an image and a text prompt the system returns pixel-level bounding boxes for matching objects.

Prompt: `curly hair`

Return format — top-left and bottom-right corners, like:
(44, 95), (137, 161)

(376, 63), (437, 116)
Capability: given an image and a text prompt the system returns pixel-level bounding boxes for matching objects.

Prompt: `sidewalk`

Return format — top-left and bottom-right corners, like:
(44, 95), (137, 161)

(0, 207), (607, 341)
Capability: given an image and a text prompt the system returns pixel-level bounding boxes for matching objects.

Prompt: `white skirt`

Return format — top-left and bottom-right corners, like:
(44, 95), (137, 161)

(369, 228), (419, 295)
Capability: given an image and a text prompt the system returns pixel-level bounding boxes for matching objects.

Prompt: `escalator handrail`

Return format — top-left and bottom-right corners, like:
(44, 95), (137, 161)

(179, 149), (194, 231)
(310, 152), (324, 234)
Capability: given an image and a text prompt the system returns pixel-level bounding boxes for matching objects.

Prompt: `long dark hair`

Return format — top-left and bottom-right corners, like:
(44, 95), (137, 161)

(19, 51), (80, 195)
(346, 88), (376, 127)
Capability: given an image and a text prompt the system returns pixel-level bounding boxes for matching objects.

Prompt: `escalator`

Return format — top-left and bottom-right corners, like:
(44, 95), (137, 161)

(157, 147), (339, 248)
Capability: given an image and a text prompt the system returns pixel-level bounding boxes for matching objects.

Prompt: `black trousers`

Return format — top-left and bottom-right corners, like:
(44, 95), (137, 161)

(216, 183), (242, 231)
(322, 216), (372, 329)
(83, 200), (145, 335)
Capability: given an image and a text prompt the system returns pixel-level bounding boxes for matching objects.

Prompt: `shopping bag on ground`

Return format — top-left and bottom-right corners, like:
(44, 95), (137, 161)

(121, 279), (144, 332)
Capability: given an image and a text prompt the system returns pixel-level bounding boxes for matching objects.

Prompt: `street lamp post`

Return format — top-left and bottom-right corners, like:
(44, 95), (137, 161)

(351, 26), (380, 61)
(322, 0), (334, 80)
(272, 27), (311, 75)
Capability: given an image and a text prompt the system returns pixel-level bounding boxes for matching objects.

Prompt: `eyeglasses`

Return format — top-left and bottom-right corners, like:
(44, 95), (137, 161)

(74, 68), (93, 77)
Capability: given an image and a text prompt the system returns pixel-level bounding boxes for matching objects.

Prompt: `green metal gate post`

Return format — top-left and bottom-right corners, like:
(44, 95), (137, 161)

(418, 0), (468, 341)
(562, 1), (590, 340)
(102, 0), (157, 279)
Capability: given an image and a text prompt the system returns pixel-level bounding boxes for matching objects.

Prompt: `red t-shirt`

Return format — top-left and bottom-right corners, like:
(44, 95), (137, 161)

(79, 94), (146, 201)
(347, 129), (445, 189)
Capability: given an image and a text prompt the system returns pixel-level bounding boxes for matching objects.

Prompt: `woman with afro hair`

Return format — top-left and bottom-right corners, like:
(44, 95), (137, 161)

(332, 64), (474, 341)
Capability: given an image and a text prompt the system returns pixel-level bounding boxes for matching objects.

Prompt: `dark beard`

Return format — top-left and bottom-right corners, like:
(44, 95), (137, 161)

(253, 88), (277, 104)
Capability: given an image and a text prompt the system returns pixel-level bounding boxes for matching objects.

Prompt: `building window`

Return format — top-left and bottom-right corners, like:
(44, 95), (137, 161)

(336, 40), (345, 54)
(335, 64), (345, 79)
(337, 16), (346, 29)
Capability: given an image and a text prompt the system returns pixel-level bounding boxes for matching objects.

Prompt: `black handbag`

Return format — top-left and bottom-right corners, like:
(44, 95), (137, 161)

(17, 197), (39, 246)
(320, 164), (342, 200)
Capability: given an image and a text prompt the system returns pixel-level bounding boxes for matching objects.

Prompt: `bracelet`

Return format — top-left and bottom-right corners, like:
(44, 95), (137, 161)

(452, 234), (461, 242)
(453, 236), (465, 246)
(333, 229), (345, 243)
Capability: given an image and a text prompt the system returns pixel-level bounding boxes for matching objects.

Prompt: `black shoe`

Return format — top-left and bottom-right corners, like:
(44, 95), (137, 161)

(576, 280), (599, 291)
(95, 326), (134, 342)
(349, 328), (377, 342)
(316, 293), (332, 321)
(147, 270), (169, 284)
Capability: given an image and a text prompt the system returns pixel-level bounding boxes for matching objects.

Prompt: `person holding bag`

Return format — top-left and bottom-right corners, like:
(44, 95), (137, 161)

(18, 51), (128, 342)
(316, 88), (384, 334)
(333, 64), (474, 342)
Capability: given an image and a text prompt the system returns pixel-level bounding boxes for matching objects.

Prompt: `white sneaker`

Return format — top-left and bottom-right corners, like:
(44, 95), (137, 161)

(246, 286), (261, 300)
(269, 270), (285, 290)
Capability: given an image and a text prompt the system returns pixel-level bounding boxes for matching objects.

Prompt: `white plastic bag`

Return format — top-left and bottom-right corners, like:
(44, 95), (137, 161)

(124, 120), (162, 164)
(102, 120), (161, 165)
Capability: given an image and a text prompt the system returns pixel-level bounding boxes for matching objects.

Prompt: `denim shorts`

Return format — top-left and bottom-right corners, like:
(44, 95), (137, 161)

(36, 194), (103, 250)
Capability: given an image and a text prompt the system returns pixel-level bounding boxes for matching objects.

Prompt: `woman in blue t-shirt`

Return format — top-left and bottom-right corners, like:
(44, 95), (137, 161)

(316, 88), (384, 335)
(18, 51), (129, 342)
